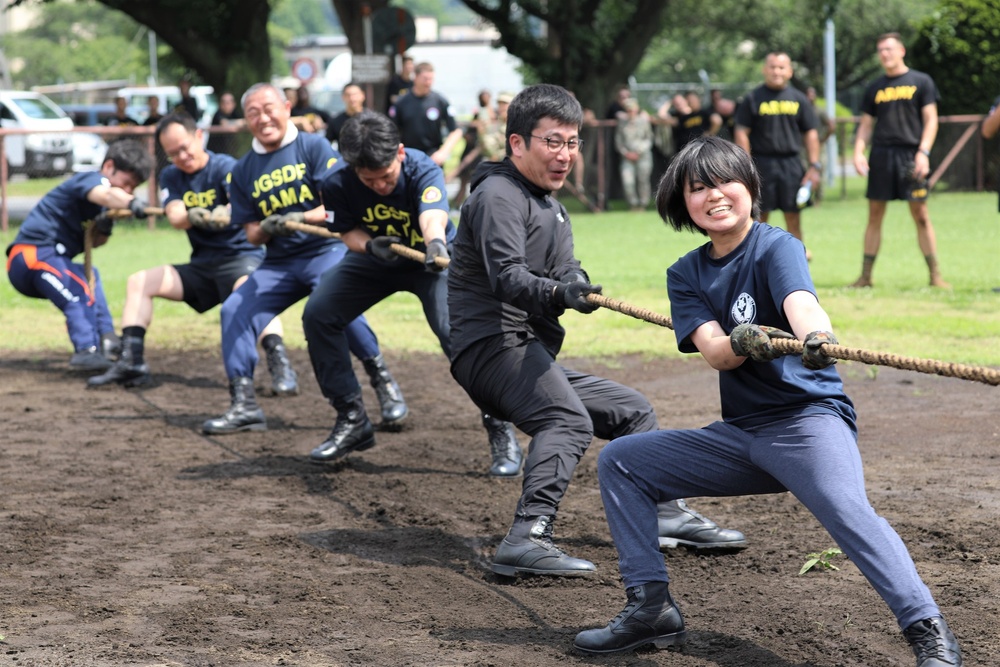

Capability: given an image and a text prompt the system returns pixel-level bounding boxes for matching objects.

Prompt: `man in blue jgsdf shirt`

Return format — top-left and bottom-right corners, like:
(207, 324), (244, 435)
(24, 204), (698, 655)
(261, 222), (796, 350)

(88, 113), (296, 392)
(6, 139), (152, 372)
(201, 83), (406, 437)
(304, 110), (522, 476)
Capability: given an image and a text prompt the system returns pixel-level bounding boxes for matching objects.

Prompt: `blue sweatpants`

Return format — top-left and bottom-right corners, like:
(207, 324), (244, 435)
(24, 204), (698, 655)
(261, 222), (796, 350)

(220, 245), (379, 379)
(597, 413), (940, 630)
(7, 243), (114, 352)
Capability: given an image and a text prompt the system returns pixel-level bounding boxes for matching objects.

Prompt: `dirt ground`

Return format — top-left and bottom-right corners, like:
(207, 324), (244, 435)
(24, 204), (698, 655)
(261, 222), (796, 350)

(1, 347), (998, 667)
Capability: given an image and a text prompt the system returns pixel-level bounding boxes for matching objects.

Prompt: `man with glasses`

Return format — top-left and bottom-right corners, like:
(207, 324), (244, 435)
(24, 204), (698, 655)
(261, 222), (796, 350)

(303, 110), (521, 474)
(448, 84), (746, 578)
(88, 113), (296, 392)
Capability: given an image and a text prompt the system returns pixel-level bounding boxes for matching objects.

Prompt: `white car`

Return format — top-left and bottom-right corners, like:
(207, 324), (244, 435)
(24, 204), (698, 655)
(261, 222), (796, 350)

(0, 90), (74, 178)
(71, 132), (108, 172)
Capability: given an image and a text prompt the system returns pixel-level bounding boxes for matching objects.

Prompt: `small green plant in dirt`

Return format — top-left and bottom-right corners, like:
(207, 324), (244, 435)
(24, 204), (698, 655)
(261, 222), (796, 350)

(799, 547), (844, 575)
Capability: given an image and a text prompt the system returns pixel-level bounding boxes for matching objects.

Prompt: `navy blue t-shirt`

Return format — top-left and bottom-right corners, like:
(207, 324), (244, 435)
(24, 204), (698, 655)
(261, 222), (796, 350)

(13, 171), (107, 258)
(667, 222), (856, 432)
(321, 148), (454, 249)
(158, 152), (262, 263)
(229, 131), (340, 260)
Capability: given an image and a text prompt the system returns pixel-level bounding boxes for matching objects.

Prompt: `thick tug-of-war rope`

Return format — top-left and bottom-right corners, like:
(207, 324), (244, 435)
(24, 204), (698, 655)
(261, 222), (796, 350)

(111, 211), (1000, 386)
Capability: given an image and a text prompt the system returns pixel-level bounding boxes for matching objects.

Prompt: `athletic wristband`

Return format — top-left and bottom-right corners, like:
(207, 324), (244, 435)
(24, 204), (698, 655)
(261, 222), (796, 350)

(918, 148), (931, 157)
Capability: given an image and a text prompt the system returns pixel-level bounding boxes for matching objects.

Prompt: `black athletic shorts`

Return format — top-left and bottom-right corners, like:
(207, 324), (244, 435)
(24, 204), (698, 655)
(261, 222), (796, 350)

(866, 146), (928, 202)
(754, 154), (803, 213)
(174, 254), (262, 313)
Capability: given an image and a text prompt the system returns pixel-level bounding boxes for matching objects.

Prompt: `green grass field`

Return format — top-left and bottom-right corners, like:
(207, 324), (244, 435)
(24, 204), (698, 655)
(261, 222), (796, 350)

(2, 176), (999, 368)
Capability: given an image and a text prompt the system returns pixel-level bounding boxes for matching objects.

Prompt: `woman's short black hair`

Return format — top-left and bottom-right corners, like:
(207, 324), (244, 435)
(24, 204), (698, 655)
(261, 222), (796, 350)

(655, 135), (761, 235)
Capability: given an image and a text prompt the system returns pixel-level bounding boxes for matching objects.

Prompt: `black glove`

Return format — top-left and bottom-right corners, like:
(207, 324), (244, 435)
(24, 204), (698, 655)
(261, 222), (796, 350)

(730, 323), (795, 362)
(424, 238), (449, 272)
(128, 197), (148, 218)
(187, 207), (212, 229)
(803, 330), (839, 370)
(92, 213), (114, 237)
(260, 212), (304, 237)
(366, 236), (403, 263)
(554, 281), (602, 314)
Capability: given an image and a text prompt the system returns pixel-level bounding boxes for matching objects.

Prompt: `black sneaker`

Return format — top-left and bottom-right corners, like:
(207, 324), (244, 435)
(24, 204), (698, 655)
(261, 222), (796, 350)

(903, 617), (962, 667)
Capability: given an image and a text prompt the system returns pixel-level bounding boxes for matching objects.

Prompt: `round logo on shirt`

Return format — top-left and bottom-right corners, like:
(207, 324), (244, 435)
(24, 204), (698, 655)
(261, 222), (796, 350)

(426, 107), (440, 121)
(421, 186), (443, 204)
(731, 292), (756, 324)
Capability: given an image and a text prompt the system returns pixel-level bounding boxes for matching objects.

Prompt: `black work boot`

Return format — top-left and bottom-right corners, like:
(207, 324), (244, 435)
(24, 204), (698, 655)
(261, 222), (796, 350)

(573, 581), (687, 655)
(362, 354), (408, 427)
(69, 346), (113, 373)
(264, 340), (299, 396)
(309, 392), (375, 462)
(657, 499), (747, 551)
(202, 377), (266, 434)
(492, 516), (595, 577)
(903, 617), (962, 667)
(87, 335), (151, 388)
(482, 413), (522, 477)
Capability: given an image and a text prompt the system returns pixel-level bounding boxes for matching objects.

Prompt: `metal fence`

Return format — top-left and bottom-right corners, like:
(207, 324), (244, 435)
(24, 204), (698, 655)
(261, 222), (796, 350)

(2, 115), (997, 231)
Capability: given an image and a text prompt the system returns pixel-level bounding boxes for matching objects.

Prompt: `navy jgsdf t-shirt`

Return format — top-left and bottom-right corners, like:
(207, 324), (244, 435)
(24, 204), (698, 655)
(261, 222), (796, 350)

(229, 130), (341, 260)
(13, 171), (108, 258)
(667, 222), (856, 432)
(158, 151), (262, 263)
(320, 147), (454, 249)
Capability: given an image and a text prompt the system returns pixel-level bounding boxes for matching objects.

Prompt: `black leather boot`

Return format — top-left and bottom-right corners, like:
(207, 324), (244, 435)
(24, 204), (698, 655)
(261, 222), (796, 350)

(574, 581), (687, 655)
(657, 499), (747, 551)
(69, 346), (113, 372)
(492, 516), (595, 577)
(264, 341), (299, 396)
(903, 617), (962, 667)
(87, 336), (151, 388)
(202, 377), (266, 434)
(482, 413), (522, 477)
(362, 354), (408, 427)
(310, 392), (375, 462)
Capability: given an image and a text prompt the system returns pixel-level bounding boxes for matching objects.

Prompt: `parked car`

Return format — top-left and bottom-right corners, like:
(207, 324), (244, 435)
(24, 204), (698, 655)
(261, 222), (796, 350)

(59, 103), (113, 172)
(0, 90), (74, 178)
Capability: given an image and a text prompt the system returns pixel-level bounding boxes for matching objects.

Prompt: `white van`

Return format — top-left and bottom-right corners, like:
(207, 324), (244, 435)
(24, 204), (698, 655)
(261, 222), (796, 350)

(116, 85), (216, 127)
(0, 90), (74, 177)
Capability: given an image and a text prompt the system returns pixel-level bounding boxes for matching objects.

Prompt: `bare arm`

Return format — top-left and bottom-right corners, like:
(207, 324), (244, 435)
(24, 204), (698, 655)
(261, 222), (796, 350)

(707, 112), (723, 136)
(431, 127), (465, 167)
(803, 128), (821, 186)
(164, 200), (192, 230)
(982, 103), (1000, 139)
(689, 319), (746, 371)
(913, 103), (938, 179)
(734, 125), (751, 154)
(853, 113), (875, 176)
(417, 208), (449, 244)
(85, 183), (140, 210)
(782, 290), (833, 339)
